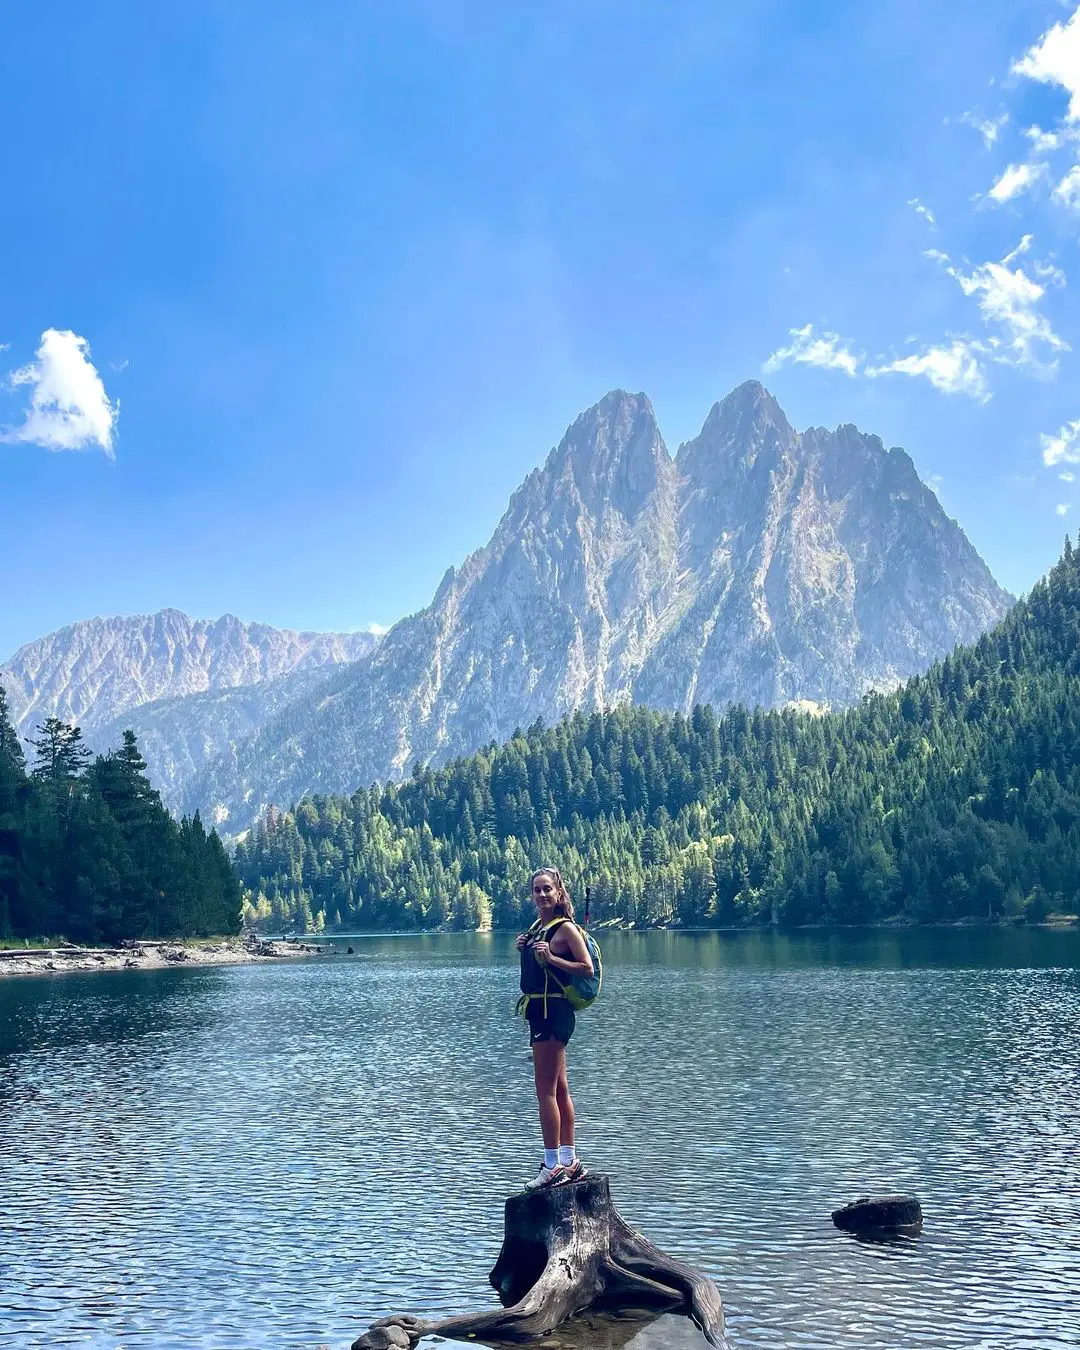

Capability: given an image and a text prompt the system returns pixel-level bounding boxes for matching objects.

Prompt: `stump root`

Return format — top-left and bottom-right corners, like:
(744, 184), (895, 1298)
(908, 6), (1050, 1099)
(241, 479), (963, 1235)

(353, 1175), (724, 1349)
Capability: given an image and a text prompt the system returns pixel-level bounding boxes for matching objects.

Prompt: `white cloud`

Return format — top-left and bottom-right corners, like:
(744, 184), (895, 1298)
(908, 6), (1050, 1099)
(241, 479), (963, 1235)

(1056, 502), (1071, 516)
(1041, 418), (1080, 465)
(939, 238), (1068, 368)
(1035, 258), (1068, 286)
(1061, 470), (1076, 482)
(365, 622), (391, 636)
(908, 198), (936, 226)
(962, 111), (1009, 146)
(1053, 163), (1080, 206)
(986, 161), (1046, 203)
(866, 339), (990, 400)
(1002, 233), (1033, 264)
(2, 329), (118, 456)
(1025, 124), (1065, 153)
(1012, 5), (1080, 122)
(763, 324), (860, 377)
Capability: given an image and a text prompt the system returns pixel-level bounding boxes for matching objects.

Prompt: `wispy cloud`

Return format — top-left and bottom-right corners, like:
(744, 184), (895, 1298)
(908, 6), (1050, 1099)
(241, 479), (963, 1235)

(766, 9), (1080, 414)
(962, 111), (1009, 146)
(1012, 5), (1080, 122)
(1025, 124), (1065, 153)
(866, 340), (990, 400)
(1056, 502), (1071, 516)
(1041, 417), (1080, 466)
(1008, 9), (1080, 237)
(2, 329), (118, 457)
(937, 237), (1068, 370)
(764, 320), (991, 400)
(365, 621), (391, 636)
(1052, 164), (1080, 207)
(763, 324), (860, 377)
(907, 197), (936, 226)
(986, 161), (1046, 203)
(1061, 470), (1076, 482)
(768, 236), (1066, 401)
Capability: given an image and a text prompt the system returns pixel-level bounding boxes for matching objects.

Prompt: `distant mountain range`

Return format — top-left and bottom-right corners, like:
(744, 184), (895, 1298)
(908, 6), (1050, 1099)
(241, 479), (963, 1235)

(2, 381), (1013, 830)
(1, 611), (378, 799)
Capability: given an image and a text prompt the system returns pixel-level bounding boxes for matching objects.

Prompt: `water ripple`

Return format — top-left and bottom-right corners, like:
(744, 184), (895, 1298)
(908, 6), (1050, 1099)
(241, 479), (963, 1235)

(0, 931), (1078, 1348)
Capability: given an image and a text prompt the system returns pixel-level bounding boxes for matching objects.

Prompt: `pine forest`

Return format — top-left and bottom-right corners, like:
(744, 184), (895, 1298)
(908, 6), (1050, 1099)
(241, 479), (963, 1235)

(0, 707), (241, 944)
(235, 545), (1080, 935)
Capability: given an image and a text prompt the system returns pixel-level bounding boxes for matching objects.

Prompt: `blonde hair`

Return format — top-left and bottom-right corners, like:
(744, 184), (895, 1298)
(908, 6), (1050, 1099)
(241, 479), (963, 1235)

(530, 867), (574, 919)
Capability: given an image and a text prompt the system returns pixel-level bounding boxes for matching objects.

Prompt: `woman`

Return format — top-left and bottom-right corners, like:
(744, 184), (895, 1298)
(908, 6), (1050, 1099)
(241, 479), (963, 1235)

(515, 867), (595, 1190)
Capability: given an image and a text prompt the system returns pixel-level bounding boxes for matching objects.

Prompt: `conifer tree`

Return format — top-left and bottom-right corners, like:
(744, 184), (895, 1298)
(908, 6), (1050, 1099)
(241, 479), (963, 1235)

(236, 544), (1080, 934)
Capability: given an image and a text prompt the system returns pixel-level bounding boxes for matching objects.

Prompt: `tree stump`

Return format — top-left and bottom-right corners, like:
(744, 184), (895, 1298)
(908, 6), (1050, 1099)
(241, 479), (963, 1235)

(351, 1175), (724, 1349)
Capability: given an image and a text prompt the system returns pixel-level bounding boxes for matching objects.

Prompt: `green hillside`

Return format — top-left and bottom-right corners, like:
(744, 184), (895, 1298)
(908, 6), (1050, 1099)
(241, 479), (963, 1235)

(237, 544), (1080, 932)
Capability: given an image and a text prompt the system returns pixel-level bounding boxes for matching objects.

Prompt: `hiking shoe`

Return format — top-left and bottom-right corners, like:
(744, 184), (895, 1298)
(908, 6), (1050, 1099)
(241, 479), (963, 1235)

(524, 1163), (567, 1191)
(562, 1158), (588, 1182)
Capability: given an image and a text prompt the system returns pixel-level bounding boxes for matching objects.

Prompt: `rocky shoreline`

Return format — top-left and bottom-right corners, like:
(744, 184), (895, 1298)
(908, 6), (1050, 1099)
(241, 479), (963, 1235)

(0, 935), (325, 978)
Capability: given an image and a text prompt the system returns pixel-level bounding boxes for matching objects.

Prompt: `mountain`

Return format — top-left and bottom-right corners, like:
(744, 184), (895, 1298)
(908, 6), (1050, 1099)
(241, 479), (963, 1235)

(88, 663), (346, 813)
(236, 540), (1080, 932)
(1, 610), (379, 789)
(189, 381), (1011, 829)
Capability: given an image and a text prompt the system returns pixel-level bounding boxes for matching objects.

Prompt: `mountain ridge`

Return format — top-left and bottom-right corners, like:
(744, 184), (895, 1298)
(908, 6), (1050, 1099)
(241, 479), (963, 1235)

(5, 382), (1012, 829)
(1, 609), (380, 762)
(184, 381), (1011, 827)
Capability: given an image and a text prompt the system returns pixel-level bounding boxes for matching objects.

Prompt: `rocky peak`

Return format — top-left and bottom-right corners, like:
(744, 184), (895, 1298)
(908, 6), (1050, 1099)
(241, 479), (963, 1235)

(543, 390), (668, 524)
(13, 382), (1014, 830)
(678, 380), (794, 472)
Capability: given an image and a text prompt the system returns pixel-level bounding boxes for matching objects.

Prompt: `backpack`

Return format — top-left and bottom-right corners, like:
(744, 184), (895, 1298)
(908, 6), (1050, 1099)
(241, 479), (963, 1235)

(532, 916), (603, 1012)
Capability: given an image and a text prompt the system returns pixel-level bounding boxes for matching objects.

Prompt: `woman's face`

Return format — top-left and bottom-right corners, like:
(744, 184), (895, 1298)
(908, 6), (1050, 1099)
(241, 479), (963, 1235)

(532, 872), (558, 916)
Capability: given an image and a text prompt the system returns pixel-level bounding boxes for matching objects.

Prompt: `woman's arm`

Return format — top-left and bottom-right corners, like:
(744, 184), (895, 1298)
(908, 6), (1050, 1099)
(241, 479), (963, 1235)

(536, 923), (593, 978)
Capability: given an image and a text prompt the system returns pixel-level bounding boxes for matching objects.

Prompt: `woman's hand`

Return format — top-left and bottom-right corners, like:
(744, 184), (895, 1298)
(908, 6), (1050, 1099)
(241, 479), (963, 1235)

(532, 941), (551, 965)
(515, 933), (529, 951)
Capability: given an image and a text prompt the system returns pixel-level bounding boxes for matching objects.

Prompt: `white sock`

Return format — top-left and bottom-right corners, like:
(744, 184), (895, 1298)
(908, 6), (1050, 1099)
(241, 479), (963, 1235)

(558, 1145), (575, 1166)
(544, 1147), (558, 1169)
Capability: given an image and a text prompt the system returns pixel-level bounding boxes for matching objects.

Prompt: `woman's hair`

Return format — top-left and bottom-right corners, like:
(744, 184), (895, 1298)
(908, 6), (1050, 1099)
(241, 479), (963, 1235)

(531, 867), (574, 919)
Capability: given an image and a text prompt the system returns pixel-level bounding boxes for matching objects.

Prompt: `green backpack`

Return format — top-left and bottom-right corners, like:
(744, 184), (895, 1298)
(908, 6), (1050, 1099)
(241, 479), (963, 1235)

(531, 916), (603, 1012)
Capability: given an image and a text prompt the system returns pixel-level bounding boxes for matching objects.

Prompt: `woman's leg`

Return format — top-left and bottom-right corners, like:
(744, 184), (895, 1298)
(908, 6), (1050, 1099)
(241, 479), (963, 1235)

(531, 1038), (564, 1149)
(555, 1061), (575, 1149)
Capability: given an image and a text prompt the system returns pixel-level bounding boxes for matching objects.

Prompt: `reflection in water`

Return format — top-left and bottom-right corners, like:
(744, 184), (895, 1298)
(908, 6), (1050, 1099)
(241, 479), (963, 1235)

(314, 924), (1080, 971)
(1, 931), (1079, 1349)
(421, 1308), (715, 1350)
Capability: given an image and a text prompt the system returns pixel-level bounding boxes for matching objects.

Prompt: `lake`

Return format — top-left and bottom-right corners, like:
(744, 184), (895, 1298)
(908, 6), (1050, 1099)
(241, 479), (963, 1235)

(2, 928), (1079, 1349)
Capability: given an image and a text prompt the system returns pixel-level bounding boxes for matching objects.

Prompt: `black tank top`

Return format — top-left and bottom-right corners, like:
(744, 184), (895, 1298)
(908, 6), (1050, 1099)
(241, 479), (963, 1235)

(519, 919), (565, 994)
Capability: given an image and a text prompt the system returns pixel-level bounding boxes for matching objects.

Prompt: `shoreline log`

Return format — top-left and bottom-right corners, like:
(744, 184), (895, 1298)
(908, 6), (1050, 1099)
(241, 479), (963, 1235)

(351, 1175), (724, 1349)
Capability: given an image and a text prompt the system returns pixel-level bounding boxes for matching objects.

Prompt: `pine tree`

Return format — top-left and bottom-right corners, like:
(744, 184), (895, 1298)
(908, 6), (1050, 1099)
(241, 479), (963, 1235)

(29, 718), (91, 782)
(0, 687), (28, 937)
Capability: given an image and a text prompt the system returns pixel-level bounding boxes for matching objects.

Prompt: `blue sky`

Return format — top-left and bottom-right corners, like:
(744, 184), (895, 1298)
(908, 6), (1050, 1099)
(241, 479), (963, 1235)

(4, 0), (1080, 659)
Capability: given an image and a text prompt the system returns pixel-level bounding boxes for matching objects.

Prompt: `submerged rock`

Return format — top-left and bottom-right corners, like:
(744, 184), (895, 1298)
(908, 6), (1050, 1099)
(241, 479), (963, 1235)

(832, 1195), (923, 1235)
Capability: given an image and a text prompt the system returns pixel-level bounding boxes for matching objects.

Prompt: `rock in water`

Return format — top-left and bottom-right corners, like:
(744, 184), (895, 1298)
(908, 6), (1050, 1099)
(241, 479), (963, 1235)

(832, 1195), (923, 1235)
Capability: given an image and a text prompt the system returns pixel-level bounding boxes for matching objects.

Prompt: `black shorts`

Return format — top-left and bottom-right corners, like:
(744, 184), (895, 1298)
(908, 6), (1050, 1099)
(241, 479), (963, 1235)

(526, 998), (576, 1046)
